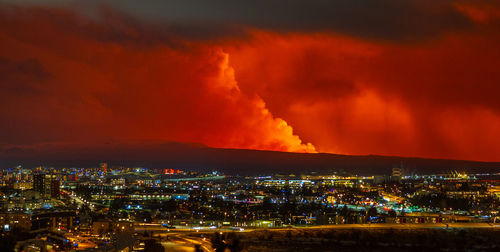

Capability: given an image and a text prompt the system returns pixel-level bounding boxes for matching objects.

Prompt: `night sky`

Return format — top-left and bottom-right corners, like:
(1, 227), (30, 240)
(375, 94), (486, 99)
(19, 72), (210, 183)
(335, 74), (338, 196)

(1, 0), (499, 162)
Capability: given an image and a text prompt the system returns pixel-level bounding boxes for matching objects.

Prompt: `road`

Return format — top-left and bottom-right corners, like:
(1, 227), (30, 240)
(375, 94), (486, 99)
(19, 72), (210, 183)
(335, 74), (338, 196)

(137, 222), (500, 233)
(65, 234), (97, 250)
(159, 233), (214, 252)
(287, 223), (500, 229)
(62, 190), (95, 211)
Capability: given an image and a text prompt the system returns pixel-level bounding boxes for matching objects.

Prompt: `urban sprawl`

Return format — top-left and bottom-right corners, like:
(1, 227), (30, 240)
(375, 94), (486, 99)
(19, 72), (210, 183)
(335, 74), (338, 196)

(1, 163), (499, 251)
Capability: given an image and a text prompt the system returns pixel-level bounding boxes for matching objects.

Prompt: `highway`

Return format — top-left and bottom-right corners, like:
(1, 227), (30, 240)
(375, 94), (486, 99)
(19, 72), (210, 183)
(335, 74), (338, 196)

(279, 222), (500, 230)
(136, 222), (500, 233)
(155, 232), (215, 252)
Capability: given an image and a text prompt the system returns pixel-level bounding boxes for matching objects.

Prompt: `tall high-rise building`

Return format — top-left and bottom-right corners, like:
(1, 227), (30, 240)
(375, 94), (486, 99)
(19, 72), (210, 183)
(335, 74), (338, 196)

(33, 174), (60, 198)
(391, 167), (403, 183)
(50, 179), (60, 198)
(100, 162), (107, 173)
(44, 174), (58, 198)
(392, 167), (402, 177)
(33, 174), (45, 194)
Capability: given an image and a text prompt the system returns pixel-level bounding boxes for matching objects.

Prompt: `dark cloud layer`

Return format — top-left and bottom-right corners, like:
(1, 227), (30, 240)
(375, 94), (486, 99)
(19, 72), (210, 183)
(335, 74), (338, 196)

(0, 0), (484, 42)
(105, 0), (474, 41)
(0, 58), (51, 95)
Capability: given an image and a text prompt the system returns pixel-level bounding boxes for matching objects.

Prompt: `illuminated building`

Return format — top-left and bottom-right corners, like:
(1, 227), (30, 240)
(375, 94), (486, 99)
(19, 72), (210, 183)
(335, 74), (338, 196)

(100, 162), (108, 173)
(33, 174), (60, 198)
(31, 211), (77, 232)
(0, 212), (31, 231)
(13, 182), (33, 190)
(392, 167), (403, 183)
(33, 174), (45, 195)
(50, 178), (60, 198)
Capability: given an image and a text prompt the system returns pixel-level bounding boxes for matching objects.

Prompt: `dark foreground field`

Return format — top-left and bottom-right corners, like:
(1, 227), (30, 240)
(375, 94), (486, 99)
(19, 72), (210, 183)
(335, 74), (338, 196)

(208, 228), (500, 252)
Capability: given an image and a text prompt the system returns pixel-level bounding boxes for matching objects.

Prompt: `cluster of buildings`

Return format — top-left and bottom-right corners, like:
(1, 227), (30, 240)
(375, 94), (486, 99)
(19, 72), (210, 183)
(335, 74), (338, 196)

(0, 164), (499, 250)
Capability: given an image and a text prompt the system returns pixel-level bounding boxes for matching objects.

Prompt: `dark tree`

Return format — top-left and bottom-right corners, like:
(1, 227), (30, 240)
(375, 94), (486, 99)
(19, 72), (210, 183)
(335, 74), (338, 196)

(144, 239), (164, 252)
(211, 232), (227, 252)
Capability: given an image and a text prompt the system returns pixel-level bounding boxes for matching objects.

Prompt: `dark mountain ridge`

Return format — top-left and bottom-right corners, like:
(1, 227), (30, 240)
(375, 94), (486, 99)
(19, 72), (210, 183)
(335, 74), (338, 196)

(1, 141), (498, 176)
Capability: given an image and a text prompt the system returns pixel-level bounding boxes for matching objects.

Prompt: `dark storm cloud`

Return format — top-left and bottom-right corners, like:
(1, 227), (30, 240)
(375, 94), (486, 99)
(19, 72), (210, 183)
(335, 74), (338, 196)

(0, 58), (51, 95)
(104, 0), (476, 41)
(0, 0), (476, 41)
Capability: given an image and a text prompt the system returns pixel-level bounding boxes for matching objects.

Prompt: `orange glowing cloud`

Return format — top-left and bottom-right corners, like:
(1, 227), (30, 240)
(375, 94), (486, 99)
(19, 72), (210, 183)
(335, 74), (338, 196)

(225, 31), (500, 161)
(0, 6), (315, 153)
(181, 49), (316, 153)
(454, 1), (500, 24)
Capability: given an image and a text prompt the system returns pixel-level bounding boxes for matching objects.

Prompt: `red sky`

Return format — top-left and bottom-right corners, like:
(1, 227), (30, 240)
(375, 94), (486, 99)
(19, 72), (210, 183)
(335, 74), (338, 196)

(1, 2), (500, 161)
